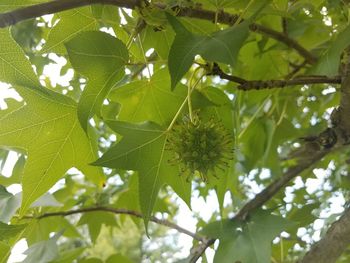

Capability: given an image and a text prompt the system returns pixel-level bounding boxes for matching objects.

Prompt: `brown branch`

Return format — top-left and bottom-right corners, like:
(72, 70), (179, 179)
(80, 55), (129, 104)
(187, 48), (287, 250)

(38, 206), (205, 242)
(0, 0), (316, 64)
(211, 63), (341, 90)
(0, 0), (142, 28)
(189, 238), (216, 263)
(236, 77), (341, 90)
(233, 149), (330, 221)
(298, 208), (350, 263)
(338, 47), (350, 135)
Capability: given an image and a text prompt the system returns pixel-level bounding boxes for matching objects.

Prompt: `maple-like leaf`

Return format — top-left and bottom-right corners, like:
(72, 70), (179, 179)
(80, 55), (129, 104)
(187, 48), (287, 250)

(202, 209), (295, 263)
(108, 69), (187, 125)
(167, 14), (249, 89)
(0, 87), (105, 215)
(109, 68), (213, 126)
(93, 121), (191, 231)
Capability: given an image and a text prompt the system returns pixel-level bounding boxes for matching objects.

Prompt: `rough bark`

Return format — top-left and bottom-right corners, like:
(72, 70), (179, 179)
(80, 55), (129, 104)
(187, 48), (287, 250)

(299, 208), (350, 263)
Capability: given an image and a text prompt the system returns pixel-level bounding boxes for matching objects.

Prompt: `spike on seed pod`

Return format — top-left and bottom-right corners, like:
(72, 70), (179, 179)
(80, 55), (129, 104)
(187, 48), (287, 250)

(165, 112), (234, 182)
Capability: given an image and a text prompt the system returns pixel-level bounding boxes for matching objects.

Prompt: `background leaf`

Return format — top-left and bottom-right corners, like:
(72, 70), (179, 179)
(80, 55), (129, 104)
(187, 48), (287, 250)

(312, 25), (350, 76)
(167, 14), (249, 89)
(41, 7), (98, 54)
(23, 232), (61, 263)
(0, 186), (21, 223)
(66, 31), (128, 131)
(109, 68), (187, 125)
(212, 210), (295, 263)
(0, 222), (27, 241)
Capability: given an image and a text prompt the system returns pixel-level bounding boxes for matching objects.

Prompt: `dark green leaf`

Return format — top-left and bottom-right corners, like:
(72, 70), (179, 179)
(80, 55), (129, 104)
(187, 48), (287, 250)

(167, 14), (249, 89)
(78, 211), (116, 243)
(312, 25), (350, 76)
(0, 222), (26, 241)
(209, 210), (295, 263)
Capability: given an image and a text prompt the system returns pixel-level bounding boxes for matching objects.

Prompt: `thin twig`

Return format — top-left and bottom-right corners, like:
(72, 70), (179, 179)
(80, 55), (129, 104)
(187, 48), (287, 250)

(38, 206), (205, 242)
(236, 77), (341, 90)
(211, 63), (341, 90)
(0, 0), (316, 64)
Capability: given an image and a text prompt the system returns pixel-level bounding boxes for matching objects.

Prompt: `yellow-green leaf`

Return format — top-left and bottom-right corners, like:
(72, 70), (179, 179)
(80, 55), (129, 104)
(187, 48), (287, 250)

(0, 87), (105, 215)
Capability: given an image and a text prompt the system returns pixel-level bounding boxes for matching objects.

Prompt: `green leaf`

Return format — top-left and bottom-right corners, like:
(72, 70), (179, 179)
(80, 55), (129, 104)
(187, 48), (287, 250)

(109, 68), (212, 125)
(78, 212), (116, 243)
(51, 248), (85, 263)
(142, 25), (175, 59)
(93, 121), (191, 231)
(167, 14), (249, 89)
(289, 202), (320, 229)
(25, 217), (80, 245)
(31, 193), (62, 207)
(0, 87), (105, 215)
(201, 219), (240, 240)
(106, 254), (134, 263)
(212, 210), (294, 263)
(78, 258), (103, 263)
(109, 68), (187, 125)
(66, 31), (129, 131)
(0, 241), (10, 263)
(0, 186), (21, 223)
(116, 173), (171, 219)
(0, 222), (27, 241)
(41, 7), (98, 54)
(0, 29), (40, 89)
(240, 118), (267, 171)
(312, 25), (350, 76)
(23, 232), (61, 263)
(0, 155), (25, 186)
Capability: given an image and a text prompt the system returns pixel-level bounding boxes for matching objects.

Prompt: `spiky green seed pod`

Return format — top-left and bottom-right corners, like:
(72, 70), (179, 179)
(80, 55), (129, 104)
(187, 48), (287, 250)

(166, 114), (234, 182)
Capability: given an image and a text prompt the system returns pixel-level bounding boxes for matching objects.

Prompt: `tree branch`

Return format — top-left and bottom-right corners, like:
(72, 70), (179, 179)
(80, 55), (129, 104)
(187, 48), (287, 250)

(38, 206), (205, 242)
(233, 150), (330, 221)
(211, 63), (341, 90)
(337, 47), (350, 136)
(298, 207), (350, 263)
(0, 0), (316, 64)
